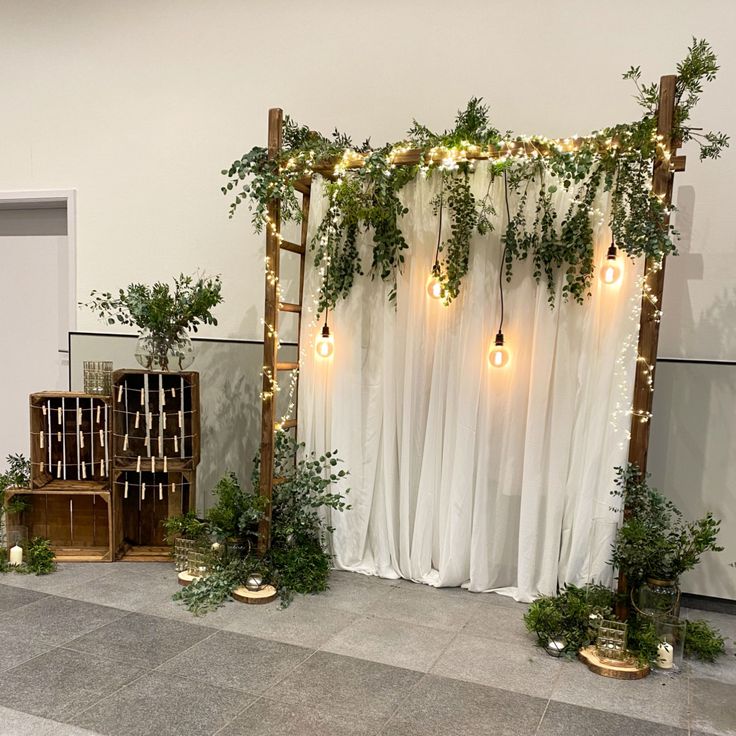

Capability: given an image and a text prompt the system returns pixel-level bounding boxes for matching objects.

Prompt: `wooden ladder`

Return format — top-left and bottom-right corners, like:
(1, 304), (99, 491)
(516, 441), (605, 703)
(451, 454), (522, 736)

(257, 108), (310, 554)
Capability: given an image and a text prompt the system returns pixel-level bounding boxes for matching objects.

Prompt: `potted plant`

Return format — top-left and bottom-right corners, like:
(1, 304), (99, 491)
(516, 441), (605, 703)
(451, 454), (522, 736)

(0, 454), (31, 547)
(83, 273), (223, 371)
(610, 464), (723, 616)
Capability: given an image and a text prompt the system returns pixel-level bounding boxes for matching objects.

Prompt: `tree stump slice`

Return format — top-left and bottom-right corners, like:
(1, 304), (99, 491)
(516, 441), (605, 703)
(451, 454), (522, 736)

(578, 645), (650, 680)
(177, 571), (201, 587)
(232, 584), (278, 605)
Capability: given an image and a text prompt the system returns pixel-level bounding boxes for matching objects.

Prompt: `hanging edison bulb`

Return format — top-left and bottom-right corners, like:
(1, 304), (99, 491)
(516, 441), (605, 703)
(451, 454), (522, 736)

(488, 331), (510, 368)
(315, 323), (334, 359)
(600, 242), (623, 285)
(426, 264), (443, 300)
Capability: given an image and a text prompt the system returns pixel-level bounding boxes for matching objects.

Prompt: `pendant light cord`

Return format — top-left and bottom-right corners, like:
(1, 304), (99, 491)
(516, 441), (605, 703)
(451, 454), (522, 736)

(434, 178), (444, 267)
(499, 169), (512, 335)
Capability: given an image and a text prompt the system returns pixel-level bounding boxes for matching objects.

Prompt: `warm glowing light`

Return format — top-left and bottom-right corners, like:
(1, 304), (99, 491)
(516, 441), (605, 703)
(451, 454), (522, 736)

(488, 331), (510, 368)
(600, 243), (623, 285)
(426, 274), (443, 300)
(315, 324), (334, 359)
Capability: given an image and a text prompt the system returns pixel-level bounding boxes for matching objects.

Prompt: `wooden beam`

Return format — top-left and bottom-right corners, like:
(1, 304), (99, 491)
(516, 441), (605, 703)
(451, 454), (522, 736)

(280, 239), (305, 255)
(257, 107), (283, 557)
(617, 74), (678, 619)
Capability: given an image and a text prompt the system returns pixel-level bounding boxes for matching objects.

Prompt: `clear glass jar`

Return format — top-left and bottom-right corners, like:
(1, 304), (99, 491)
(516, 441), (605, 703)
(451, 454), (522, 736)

(655, 614), (687, 672)
(135, 329), (194, 372)
(637, 578), (681, 618)
(173, 537), (196, 573)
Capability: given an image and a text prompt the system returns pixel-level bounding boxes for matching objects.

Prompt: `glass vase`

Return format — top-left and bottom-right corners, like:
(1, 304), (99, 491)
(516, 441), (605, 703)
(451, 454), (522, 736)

(654, 614), (687, 672)
(637, 578), (681, 618)
(134, 329), (194, 372)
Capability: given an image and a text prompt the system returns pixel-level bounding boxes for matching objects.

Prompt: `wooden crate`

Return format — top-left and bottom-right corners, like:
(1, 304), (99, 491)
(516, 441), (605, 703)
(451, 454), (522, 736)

(111, 371), (200, 471)
(112, 468), (196, 561)
(30, 393), (112, 490)
(5, 487), (113, 562)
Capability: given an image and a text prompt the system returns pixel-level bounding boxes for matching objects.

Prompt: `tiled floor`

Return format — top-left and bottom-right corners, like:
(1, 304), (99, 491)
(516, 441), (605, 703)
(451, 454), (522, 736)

(0, 563), (734, 736)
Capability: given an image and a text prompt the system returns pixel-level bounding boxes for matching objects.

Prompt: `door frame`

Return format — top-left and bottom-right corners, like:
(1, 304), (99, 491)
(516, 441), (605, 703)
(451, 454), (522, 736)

(0, 189), (77, 352)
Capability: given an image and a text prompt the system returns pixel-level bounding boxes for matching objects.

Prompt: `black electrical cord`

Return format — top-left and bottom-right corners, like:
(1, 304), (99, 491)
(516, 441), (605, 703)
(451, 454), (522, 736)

(498, 170), (512, 337)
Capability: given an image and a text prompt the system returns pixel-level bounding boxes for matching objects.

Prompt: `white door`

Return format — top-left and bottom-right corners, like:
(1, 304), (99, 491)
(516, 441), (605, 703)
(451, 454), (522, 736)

(0, 234), (70, 463)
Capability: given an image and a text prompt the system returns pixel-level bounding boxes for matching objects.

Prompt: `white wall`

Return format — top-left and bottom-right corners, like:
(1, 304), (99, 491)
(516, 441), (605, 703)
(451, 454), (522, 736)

(1, 0), (734, 352)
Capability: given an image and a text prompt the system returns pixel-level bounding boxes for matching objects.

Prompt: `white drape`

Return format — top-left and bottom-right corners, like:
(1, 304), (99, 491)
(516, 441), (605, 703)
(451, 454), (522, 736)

(298, 166), (641, 601)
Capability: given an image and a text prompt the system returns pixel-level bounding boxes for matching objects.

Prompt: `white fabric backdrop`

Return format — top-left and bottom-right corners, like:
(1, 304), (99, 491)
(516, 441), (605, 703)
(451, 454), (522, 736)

(298, 166), (641, 601)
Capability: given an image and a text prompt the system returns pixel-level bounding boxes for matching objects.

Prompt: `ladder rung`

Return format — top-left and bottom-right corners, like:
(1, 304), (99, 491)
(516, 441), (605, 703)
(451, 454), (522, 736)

(279, 302), (301, 313)
(279, 419), (297, 430)
(276, 362), (299, 371)
(280, 240), (305, 255)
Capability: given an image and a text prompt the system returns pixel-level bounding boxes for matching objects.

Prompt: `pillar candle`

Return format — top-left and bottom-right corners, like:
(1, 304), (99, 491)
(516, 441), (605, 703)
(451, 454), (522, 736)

(657, 642), (674, 669)
(9, 544), (23, 566)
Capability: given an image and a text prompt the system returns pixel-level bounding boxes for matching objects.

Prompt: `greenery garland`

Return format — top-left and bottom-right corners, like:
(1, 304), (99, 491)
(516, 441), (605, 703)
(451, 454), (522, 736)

(223, 39), (727, 311)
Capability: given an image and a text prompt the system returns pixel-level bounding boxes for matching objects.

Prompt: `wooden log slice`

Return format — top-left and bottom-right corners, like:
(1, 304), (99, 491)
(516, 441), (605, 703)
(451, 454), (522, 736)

(177, 571), (201, 587)
(232, 584), (278, 605)
(577, 645), (650, 680)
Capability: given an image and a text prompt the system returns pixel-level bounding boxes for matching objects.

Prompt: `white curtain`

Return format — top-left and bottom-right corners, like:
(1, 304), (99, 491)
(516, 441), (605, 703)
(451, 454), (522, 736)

(297, 166), (641, 601)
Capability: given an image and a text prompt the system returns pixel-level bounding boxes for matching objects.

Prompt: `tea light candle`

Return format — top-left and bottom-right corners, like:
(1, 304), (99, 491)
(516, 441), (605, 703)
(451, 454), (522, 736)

(657, 642), (674, 669)
(9, 544), (23, 566)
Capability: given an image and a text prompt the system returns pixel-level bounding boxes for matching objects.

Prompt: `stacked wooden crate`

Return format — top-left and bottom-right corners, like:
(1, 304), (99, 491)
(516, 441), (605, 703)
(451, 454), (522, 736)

(111, 370), (199, 561)
(10, 392), (115, 561)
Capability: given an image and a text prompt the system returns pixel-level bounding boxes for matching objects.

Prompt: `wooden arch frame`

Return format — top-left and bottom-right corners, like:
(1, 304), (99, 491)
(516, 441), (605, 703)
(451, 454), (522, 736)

(256, 76), (686, 595)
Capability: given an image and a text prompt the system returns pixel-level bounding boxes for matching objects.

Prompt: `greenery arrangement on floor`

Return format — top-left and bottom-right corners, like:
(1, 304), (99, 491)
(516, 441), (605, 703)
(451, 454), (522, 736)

(0, 454), (56, 576)
(222, 39), (727, 309)
(166, 430), (349, 614)
(523, 464), (726, 666)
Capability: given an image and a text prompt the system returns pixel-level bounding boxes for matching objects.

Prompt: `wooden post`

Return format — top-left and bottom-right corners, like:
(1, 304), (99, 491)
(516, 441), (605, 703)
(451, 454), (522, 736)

(257, 108), (283, 556)
(617, 75), (680, 618)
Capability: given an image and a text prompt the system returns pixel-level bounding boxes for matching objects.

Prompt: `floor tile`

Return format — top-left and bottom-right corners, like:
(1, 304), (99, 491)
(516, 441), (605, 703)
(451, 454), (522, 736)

(64, 612), (215, 668)
(71, 671), (252, 736)
(0, 648), (143, 721)
(0, 705), (102, 735)
(301, 570), (393, 613)
(59, 566), (179, 612)
(220, 698), (384, 736)
(538, 701), (688, 736)
(462, 600), (534, 645)
(0, 596), (126, 647)
(430, 632), (562, 698)
(550, 656), (689, 728)
(366, 583), (479, 631)
(381, 673), (547, 735)
(0, 583), (47, 613)
(0, 633), (51, 672)
(322, 614), (455, 671)
(267, 651), (422, 720)
(222, 596), (356, 648)
(157, 630), (311, 693)
(690, 677), (736, 735)
(0, 564), (113, 594)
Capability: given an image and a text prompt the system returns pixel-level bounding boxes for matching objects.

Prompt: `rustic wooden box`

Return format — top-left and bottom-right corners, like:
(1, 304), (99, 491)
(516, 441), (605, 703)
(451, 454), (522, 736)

(112, 468), (196, 561)
(111, 370), (200, 471)
(5, 487), (113, 562)
(30, 392), (112, 490)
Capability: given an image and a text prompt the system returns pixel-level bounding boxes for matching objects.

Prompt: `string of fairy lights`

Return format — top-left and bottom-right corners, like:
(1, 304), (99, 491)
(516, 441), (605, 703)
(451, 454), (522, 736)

(260, 134), (672, 433)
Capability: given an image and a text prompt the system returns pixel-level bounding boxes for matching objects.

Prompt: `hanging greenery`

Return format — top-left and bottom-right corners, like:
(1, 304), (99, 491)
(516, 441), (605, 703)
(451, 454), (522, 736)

(222, 39), (727, 310)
